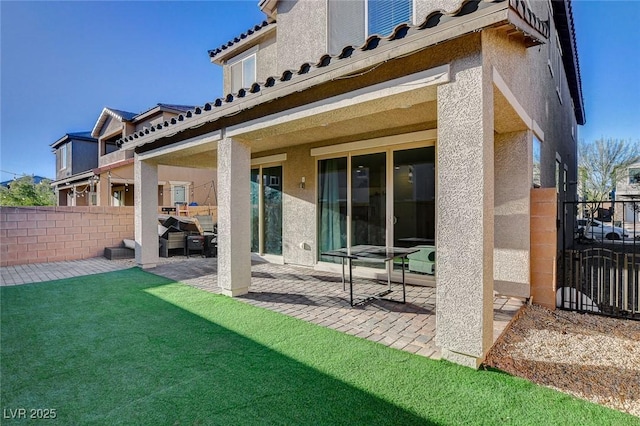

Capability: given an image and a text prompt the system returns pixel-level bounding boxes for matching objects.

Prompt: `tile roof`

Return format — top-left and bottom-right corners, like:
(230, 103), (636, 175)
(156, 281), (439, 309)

(208, 20), (272, 60)
(551, 0), (585, 124)
(135, 103), (197, 118)
(120, 0), (554, 149)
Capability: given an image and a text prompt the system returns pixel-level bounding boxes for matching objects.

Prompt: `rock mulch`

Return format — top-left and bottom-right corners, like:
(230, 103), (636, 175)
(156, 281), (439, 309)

(484, 304), (640, 417)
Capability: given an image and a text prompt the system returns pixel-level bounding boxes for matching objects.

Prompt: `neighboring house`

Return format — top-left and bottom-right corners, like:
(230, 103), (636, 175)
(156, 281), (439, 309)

(117, 0), (584, 368)
(50, 104), (217, 209)
(615, 162), (640, 230)
(50, 132), (100, 206)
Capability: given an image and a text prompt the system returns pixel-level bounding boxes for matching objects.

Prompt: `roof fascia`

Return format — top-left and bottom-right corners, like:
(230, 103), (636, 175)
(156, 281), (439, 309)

(259, 0), (277, 19)
(51, 170), (95, 187)
(552, 0), (585, 124)
(51, 133), (97, 149)
(91, 107), (127, 138)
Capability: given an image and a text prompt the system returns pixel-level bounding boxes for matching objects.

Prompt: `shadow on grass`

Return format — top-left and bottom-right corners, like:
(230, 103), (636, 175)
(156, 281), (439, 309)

(0, 268), (435, 425)
(2, 268), (636, 426)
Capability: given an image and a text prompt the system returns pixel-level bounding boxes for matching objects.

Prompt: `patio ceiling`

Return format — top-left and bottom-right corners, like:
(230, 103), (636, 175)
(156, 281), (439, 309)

(147, 72), (440, 168)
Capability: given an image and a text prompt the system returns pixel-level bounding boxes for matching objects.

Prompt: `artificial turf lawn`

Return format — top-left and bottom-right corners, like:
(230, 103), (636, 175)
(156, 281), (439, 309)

(1, 268), (637, 425)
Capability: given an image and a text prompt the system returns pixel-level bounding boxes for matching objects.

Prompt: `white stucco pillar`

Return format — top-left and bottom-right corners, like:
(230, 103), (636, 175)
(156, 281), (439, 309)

(134, 155), (159, 269)
(217, 137), (251, 296)
(435, 54), (494, 368)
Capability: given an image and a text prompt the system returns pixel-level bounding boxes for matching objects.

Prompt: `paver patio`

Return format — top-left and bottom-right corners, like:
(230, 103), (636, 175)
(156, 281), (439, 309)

(0, 256), (523, 359)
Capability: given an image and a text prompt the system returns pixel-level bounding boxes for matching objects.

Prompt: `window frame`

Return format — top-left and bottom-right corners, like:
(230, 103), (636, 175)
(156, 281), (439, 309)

(365, 0), (414, 38)
(169, 181), (191, 206)
(59, 144), (68, 170)
(227, 46), (258, 94)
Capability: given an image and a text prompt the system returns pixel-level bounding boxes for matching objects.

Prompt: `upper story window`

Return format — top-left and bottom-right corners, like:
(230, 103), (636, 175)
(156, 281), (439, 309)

(328, 0), (413, 55)
(229, 48), (257, 93)
(368, 0), (412, 36)
(59, 144), (67, 170)
(629, 168), (640, 184)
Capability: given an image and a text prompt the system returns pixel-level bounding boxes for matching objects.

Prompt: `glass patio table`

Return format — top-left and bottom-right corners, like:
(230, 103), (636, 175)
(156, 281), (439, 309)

(321, 245), (420, 307)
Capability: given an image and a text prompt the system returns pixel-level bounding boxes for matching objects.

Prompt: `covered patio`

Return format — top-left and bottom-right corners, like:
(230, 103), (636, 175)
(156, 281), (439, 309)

(141, 257), (522, 359)
(0, 256), (523, 359)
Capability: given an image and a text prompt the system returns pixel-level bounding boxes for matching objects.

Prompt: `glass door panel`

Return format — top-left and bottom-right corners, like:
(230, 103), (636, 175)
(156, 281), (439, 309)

(250, 168), (260, 253)
(393, 147), (436, 274)
(318, 157), (348, 263)
(351, 152), (386, 268)
(262, 166), (282, 255)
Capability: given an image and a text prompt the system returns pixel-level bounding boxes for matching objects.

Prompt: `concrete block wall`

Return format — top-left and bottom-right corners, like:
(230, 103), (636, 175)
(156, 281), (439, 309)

(530, 188), (558, 309)
(0, 206), (134, 267)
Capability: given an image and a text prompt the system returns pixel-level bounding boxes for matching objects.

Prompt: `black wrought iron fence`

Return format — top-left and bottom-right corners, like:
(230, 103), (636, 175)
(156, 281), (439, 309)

(559, 200), (639, 320)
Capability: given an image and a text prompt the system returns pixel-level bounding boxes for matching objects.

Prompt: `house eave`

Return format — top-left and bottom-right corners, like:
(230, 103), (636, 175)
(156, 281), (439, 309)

(123, 2), (515, 154)
(51, 170), (96, 188)
(210, 24), (277, 65)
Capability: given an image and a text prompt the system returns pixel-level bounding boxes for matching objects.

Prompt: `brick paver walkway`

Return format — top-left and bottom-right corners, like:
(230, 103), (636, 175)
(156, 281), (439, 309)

(1, 256), (523, 360)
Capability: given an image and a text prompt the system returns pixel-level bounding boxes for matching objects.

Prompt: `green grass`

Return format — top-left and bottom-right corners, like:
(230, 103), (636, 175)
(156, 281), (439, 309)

(1, 268), (637, 425)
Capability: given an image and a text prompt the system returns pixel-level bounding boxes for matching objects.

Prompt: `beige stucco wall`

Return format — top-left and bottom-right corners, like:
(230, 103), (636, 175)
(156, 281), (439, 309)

(415, 0), (467, 22)
(279, 145), (316, 266)
(493, 131), (531, 298)
(100, 116), (123, 139)
(435, 50), (495, 368)
(276, 0), (327, 71)
(95, 164), (216, 207)
(482, 12), (577, 196)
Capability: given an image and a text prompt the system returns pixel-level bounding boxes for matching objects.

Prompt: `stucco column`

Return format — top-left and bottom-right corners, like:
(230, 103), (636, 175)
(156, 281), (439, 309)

(217, 137), (251, 296)
(134, 155), (159, 269)
(98, 173), (111, 206)
(435, 54), (494, 368)
(494, 131), (531, 298)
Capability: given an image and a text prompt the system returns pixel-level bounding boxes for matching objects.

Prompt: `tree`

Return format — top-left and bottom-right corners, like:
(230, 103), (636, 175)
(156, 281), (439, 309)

(0, 176), (56, 206)
(579, 138), (640, 201)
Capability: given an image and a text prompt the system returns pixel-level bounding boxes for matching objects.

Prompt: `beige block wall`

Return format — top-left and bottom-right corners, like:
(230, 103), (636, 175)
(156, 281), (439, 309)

(0, 206), (134, 267)
(530, 188), (558, 309)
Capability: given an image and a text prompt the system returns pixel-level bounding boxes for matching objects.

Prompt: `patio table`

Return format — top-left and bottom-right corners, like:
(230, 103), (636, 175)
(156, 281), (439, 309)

(321, 245), (419, 307)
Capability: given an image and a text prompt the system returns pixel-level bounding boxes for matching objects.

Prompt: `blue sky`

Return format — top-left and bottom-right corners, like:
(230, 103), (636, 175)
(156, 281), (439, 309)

(1, 0), (638, 182)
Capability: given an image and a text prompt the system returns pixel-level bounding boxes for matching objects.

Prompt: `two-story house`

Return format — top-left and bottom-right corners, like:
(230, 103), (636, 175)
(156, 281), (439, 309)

(50, 132), (100, 206)
(51, 104), (218, 211)
(118, 0), (584, 368)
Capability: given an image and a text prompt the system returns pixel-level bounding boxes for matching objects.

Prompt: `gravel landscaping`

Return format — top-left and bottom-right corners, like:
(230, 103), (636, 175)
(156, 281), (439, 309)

(484, 304), (640, 417)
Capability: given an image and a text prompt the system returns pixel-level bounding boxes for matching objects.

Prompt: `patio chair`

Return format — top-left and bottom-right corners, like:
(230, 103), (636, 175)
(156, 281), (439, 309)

(406, 245), (435, 275)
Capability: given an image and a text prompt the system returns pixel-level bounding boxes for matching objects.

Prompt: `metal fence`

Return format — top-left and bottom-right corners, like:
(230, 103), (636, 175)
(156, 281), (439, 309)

(559, 200), (639, 320)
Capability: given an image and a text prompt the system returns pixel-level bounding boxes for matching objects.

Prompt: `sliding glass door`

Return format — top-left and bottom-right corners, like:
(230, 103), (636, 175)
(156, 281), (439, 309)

(351, 152), (386, 247)
(317, 144), (436, 276)
(318, 158), (347, 263)
(392, 147), (436, 273)
(251, 165), (283, 256)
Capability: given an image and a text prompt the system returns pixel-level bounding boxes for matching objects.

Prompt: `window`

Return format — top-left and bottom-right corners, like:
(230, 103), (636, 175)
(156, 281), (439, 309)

(532, 136), (541, 188)
(630, 168), (640, 184)
(328, 0), (413, 55)
(169, 181), (190, 206)
(368, 0), (412, 36)
(59, 144), (67, 170)
(229, 50), (256, 94)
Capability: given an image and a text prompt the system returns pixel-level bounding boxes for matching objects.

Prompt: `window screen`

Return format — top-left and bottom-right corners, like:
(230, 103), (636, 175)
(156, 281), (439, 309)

(368, 0), (412, 37)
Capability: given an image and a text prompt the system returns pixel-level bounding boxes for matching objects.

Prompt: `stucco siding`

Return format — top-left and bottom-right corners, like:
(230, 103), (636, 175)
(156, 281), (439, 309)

(276, 0), (327, 72)
(415, 0), (467, 22)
